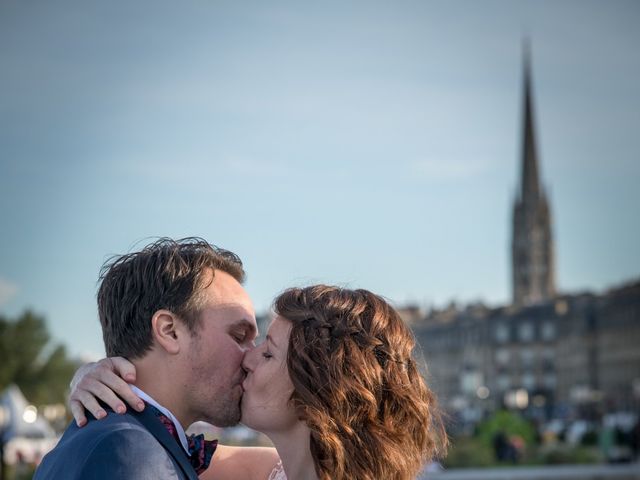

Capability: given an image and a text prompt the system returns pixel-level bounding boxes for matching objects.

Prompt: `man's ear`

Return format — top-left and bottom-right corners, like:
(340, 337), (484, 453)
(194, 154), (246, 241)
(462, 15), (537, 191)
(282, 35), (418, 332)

(151, 309), (184, 355)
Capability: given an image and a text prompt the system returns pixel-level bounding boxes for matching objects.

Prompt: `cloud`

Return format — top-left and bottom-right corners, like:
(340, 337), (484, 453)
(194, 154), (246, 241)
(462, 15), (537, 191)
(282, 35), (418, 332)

(0, 277), (18, 307)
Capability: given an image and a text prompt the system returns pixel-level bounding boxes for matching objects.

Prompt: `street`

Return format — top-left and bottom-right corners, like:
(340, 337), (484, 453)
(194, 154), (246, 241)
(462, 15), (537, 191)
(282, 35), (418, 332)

(422, 463), (640, 480)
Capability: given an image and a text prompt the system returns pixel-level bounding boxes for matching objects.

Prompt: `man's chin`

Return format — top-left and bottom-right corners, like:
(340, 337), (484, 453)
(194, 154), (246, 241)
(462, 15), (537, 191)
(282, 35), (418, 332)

(200, 385), (243, 427)
(209, 400), (242, 428)
(206, 411), (240, 428)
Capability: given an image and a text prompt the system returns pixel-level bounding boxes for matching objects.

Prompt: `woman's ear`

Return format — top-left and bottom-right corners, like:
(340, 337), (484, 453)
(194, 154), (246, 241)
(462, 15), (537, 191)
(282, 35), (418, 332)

(151, 309), (182, 355)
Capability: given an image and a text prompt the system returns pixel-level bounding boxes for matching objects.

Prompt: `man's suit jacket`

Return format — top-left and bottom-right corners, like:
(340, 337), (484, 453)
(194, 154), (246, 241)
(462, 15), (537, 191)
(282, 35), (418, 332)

(34, 406), (200, 480)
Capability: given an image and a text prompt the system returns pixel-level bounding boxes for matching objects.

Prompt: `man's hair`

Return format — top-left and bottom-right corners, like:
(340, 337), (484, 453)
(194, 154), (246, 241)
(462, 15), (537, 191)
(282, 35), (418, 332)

(97, 237), (245, 358)
(274, 285), (448, 480)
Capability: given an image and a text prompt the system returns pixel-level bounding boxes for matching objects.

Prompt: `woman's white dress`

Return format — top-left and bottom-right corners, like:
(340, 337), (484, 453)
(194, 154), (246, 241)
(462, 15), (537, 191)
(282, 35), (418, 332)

(267, 460), (287, 480)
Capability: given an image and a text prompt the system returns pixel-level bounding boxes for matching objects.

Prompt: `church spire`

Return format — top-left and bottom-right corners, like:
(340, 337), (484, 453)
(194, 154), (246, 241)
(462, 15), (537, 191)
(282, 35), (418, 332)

(520, 39), (541, 204)
(512, 40), (556, 306)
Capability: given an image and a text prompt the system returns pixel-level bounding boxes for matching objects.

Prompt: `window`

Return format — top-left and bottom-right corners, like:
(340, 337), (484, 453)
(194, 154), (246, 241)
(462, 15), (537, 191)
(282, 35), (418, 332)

(520, 348), (535, 368)
(519, 322), (534, 342)
(497, 375), (510, 391)
(542, 347), (555, 371)
(461, 370), (483, 394)
(495, 348), (510, 365)
(495, 323), (509, 343)
(541, 321), (556, 341)
(544, 374), (557, 389)
(522, 373), (536, 390)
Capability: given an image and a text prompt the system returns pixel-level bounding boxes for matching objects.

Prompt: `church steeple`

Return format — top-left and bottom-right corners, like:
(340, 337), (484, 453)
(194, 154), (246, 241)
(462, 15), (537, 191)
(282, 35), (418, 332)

(521, 40), (541, 204)
(512, 41), (556, 306)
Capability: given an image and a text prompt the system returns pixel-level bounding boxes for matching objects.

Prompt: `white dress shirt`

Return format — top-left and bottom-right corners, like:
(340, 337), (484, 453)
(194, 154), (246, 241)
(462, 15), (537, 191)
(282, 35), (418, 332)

(130, 385), (190, 454)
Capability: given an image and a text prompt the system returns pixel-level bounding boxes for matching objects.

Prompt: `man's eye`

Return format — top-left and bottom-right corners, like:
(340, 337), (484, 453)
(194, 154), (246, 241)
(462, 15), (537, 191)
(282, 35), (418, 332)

(233, 332), (246, 342)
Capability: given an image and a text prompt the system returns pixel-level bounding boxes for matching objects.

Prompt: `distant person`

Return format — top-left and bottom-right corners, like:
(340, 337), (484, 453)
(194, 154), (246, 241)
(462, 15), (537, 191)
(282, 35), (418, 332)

(493, 430), (510, 462)
(69, 284), (448, 479)
(631, 417), (640, 461)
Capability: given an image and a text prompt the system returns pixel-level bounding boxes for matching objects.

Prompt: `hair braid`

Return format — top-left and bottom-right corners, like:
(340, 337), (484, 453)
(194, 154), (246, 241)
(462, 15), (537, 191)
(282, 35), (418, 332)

(274, 285), (447, 480)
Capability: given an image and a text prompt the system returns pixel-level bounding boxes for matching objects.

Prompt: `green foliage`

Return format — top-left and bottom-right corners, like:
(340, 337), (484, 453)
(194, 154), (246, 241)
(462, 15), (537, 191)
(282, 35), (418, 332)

(475, 409), (537, 448)
(442, 436), (495, 468)
(5, 463), (36, 480)
(0, 311), (80, 405)
(444, 433), (602, 468)
(536, 445), (600, 464)
(581, 430), (599, 446)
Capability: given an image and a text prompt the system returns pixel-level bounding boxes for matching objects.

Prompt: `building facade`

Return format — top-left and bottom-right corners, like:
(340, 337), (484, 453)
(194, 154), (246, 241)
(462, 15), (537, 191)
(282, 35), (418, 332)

(415, 282), (640, 424)
(413, 47), (639, 425)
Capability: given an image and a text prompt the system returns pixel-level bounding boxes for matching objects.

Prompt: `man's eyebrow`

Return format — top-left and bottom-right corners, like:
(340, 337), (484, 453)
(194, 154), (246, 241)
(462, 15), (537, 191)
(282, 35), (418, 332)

(266, 334), (279, 349)
(232, 319), (257, 335)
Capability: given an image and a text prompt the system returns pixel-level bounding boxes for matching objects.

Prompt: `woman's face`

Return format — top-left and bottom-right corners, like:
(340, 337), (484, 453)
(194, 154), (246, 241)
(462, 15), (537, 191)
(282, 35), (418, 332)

(240, 316), (298, 432)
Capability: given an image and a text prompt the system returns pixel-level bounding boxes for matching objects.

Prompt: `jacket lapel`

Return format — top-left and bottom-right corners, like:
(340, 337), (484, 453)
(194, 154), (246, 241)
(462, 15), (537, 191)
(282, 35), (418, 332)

(133, 407), (200, 480)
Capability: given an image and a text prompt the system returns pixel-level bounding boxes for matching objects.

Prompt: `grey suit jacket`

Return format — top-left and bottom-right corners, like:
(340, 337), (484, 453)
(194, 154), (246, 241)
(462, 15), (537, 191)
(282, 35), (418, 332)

(34, 406), (199, 480)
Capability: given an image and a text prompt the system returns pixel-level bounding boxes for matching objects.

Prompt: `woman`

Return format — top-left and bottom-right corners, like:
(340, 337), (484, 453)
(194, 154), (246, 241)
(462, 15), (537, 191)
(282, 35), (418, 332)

(71, 285), (447, 479)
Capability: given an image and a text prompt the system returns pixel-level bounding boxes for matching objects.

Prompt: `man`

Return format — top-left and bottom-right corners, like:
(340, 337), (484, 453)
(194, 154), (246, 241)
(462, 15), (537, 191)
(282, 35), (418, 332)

(35, 238), (258, 479)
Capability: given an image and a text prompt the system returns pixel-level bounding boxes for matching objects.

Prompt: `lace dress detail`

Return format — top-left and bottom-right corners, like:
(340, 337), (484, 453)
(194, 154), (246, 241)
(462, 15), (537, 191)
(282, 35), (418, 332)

(267, 460), (287, 480)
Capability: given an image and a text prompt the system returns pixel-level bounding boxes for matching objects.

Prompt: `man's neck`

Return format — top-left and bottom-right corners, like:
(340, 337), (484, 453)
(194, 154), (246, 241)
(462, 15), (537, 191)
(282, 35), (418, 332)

(130, 385), (190, 454)
(133, 360), (192, 427)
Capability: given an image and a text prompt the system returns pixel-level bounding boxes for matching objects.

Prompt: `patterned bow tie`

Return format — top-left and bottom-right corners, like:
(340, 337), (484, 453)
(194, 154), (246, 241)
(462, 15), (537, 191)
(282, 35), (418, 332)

(147, 404), (218, 474)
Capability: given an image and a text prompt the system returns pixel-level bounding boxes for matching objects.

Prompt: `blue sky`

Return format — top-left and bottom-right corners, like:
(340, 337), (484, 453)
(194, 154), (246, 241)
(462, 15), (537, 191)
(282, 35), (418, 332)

(1, 0), (639, 359)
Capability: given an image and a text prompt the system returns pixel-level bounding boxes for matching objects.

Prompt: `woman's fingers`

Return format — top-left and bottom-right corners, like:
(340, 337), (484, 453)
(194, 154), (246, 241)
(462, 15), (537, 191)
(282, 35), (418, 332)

(69, 383), (108, 425)
(108, 356), (138, 384)
(69, 357), (145, 427)
(70, 399), (87, 427)
(97, 359), (144, 412)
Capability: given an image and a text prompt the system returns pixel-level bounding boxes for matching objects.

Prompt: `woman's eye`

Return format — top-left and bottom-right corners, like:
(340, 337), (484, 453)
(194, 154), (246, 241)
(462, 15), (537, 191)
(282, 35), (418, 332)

(262, 351), (273, 359)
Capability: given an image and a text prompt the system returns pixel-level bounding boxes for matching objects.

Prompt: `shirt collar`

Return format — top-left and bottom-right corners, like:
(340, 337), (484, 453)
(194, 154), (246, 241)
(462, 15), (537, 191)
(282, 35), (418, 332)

(130, 385), (190, 453)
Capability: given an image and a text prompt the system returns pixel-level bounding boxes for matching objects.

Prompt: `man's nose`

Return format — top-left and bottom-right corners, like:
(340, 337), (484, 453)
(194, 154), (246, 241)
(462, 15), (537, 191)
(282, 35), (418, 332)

(241, 345), (255, 372)
(240, 338), (256, 354)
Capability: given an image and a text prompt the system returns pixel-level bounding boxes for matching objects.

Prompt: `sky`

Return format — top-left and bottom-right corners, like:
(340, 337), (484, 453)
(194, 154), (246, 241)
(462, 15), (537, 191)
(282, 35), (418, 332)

(1, 0), (639, 359)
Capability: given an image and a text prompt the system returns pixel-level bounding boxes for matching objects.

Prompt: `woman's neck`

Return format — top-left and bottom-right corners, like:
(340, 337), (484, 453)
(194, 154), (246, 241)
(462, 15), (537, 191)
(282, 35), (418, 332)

(268, 423), (318, 480)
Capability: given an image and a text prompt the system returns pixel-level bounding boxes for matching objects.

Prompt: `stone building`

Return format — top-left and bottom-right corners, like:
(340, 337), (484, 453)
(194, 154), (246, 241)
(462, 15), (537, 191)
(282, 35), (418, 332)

(413, 47), (640, 424)
(415, 282), (640, 424)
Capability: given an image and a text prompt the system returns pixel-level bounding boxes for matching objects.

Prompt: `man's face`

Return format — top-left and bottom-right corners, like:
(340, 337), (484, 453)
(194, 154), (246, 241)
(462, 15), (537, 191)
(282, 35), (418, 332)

(182, 269), (257, 427)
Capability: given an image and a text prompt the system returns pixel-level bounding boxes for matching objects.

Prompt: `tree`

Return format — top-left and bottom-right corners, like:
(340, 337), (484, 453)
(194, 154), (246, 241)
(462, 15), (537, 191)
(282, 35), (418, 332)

(0, 311), (80, 405)
(475, 409), (538, 463)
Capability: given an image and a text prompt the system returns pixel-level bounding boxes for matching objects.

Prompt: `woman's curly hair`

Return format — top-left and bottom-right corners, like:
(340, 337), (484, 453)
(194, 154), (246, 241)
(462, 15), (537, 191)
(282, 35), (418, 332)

(274, 285), (447, 480)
